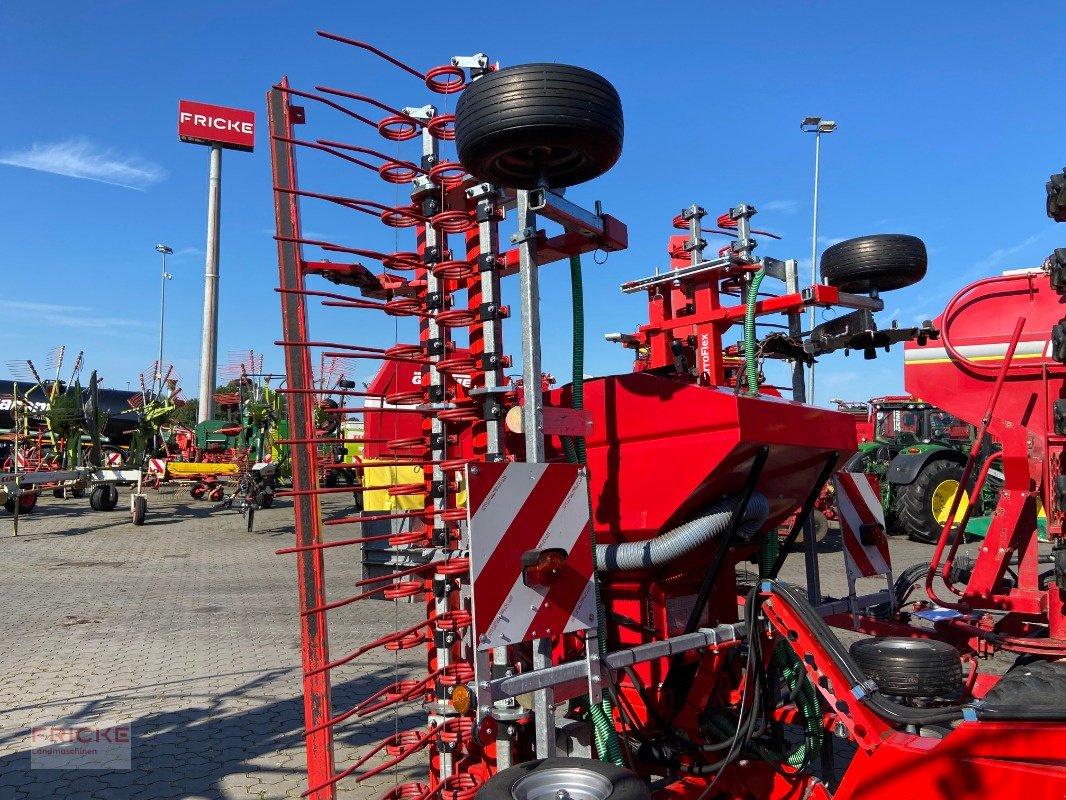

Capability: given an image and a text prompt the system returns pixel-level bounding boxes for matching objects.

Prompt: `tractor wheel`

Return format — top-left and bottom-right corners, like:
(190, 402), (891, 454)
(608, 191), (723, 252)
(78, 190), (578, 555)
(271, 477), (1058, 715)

(896, 460), (968, 544)
(4, 490), (37, 514)
(793, 509), (831, 550)
(820, 234), (927, 294)
(478, 758), (649, 800)
(131, 495), (147, 526)
(983, 659), (1066, 712)
(208, 486), (225, 502)
(455, 64), (624, 190)
(90, 485), (119, 512)
(190, 484), (207, 500)
(850, 637), (963, 699)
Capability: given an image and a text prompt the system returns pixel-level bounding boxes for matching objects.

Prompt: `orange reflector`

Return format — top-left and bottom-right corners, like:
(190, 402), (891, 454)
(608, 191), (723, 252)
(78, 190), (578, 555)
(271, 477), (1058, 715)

(522, 548), (568, 587)
(907, 447), (921, 453)
(450, 684), (472, 714)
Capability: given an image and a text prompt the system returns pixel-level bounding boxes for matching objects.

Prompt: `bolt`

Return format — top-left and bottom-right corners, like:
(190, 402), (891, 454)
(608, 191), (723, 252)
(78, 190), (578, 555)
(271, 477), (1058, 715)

(556, 791), (571, 800)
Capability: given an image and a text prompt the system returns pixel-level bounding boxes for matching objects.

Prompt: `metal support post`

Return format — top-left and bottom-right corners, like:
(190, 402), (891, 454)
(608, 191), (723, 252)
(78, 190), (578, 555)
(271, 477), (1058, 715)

(198, 145), (222, 423)
(514, 188), (553, 755)
(784, 258), (808, 403)
(516, 190), (545, 462)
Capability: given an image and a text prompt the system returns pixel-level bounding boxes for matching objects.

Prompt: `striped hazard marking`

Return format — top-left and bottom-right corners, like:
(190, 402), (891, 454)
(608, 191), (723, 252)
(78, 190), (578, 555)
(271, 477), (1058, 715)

(467, 462), (597, 651)
(148, 458), (167, 476)
(834, 471), (891, 580)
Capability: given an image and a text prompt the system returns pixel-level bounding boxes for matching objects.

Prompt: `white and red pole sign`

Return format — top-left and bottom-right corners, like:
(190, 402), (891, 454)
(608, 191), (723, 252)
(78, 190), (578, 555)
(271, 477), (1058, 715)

(178, 100), (255, 152)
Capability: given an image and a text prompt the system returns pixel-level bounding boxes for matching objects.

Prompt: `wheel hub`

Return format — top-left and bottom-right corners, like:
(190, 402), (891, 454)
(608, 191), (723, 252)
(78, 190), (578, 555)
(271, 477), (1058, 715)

(931, 478), (969, 524)
(511, 768), (614, 800)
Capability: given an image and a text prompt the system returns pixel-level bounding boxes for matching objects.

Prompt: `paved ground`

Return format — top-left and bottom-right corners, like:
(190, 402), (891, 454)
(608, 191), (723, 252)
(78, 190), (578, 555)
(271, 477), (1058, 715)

(0, 489), (1005, 799)
(0, 490), (425, 799)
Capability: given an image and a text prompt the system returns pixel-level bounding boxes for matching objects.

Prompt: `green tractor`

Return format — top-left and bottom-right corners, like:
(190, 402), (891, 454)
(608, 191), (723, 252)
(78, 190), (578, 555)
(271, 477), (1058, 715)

(843, 395), (999, 543)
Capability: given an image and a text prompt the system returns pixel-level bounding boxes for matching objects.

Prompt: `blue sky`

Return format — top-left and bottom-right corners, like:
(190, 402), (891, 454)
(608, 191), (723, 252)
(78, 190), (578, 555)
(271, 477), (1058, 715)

(2, 2), (1063, 405)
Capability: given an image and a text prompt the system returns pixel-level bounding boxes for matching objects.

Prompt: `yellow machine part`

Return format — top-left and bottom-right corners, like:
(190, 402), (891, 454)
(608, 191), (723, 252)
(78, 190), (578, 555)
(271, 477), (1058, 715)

(360, 459), (467, 513)
(167, 462), (239, 476)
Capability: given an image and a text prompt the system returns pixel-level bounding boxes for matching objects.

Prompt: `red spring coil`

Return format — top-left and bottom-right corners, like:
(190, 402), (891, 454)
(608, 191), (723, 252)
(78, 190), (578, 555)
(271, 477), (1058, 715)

(671, 214), (688, 230)
(435, 355), (478, 376)
(435, 609), (472, 631)
(381, 204), (424, 228)
(383, 581), (424, 600)
(433, 507), (467, 522)
(378, 115), (420, 141)
(427, 113), (456, 141)
(389, 483), (427, 496)
(437, 457), (471, 471)
(383, 251), (423, 271)
(437, 405), (480, 423)
(380, 783), (431, 800)
(385, 389), (426, 406)
(435, 558), (469, 576)
(425, 65), (466, 94)
(387, 436), (429, 452)
(717, 213), (738, 229)
(389, 530), (431, 547)
(440, 773), (480, 800)
(384, 730), (424, 756)
(385, 298), (425, 317)
(385, 680), (422, 702)
(435, 308), (479, 328)
(385, 343), (424, 359)
(668, 241), (688, 260)
(438, 662), (474, 686)
(431, 260), (474, 281)
(428, 161), (466, 189)
(379, 160), (419, 184)
(432, 210), (476, 234)
(385, 630), (426, 651)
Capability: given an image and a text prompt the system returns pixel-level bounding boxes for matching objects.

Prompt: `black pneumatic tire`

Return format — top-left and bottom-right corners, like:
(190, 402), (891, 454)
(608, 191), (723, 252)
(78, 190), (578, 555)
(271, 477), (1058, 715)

(820, 234), (927, 294)
(983, 659), (1066, 712)
(850, 637), (963, 698)
(477, 758), (650, 800)
(896, 459), (965, 544)
(90, 484), (119, 512)
(132, 495), (147, 526)
(455, 64), (623, 190)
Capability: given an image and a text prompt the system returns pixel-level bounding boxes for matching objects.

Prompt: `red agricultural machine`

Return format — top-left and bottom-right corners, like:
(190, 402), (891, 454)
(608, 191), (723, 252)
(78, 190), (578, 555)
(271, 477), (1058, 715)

(270, 36), (1066, 800)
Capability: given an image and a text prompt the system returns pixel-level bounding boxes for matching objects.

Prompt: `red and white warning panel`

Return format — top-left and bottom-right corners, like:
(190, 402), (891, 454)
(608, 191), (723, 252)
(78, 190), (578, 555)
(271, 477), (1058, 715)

(834, 471), (891, 579)
(467, 462), (598, 651)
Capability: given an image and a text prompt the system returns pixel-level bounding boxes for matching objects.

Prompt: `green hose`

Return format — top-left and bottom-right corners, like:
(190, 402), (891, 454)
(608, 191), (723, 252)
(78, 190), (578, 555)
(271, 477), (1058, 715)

(566, 254), (624, 766)
(744, 268), (766, 396)
(757, 532), (823, 768)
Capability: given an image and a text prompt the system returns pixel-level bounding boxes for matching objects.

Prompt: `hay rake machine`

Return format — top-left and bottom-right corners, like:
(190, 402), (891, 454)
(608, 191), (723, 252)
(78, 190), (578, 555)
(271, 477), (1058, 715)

(144, 353), (280, 531)
(270, 34), (1066, 800)
(0, 347), (146, 529)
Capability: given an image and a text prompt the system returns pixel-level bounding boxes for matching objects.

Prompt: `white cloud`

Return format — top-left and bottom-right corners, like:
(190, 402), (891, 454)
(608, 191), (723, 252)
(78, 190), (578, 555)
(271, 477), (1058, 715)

(973, 230), (1048, 272)
(759, 199), (799, 214)
(0, 300), (152, 331)
(0, 138), (165, 190)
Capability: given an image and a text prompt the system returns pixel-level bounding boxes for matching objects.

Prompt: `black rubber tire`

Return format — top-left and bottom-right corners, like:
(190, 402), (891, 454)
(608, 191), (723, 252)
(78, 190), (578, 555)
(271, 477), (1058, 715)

(131, 495), (147, 526)
(984, 659), (1066, 711)
(850, 636), (962, 698)
(53, 488), (65, 499)
(477, 758), (649, 800)
(455, 64), (623, 190)
(4, 490), (37, 514)
(71, 486), (85, 499)
(322, 471), (338, 489)
(256, 490), (274, 509)
(191, 484), (207, 500)
(896, 459), (964, 544)
(792, 509), (830, 545)
(1048, 169), (1066, 222)
(352, 489), (364, 512)
(820, 234), (927, 294)
(90, 484), (119, 512)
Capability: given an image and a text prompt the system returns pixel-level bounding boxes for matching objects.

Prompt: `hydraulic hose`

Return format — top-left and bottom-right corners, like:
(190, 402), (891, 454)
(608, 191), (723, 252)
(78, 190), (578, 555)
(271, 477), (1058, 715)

(759, 533), (823, 769)
(744, 268), (766, 395)
(566, 254), (624, 766)
(596, 493), (770, 572)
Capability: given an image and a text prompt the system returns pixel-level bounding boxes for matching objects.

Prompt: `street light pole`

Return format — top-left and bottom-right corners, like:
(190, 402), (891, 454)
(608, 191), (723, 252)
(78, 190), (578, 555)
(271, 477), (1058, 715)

(155, 244), (173, 395)
(800, 117), (837, 406)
